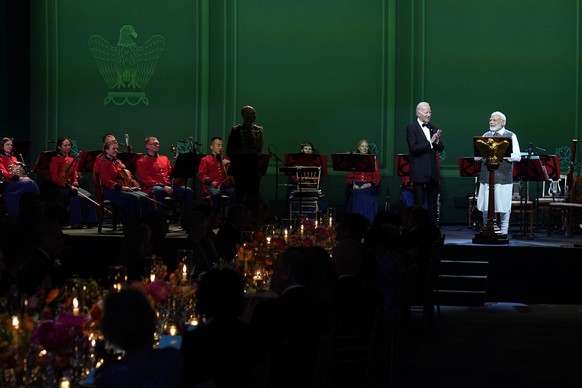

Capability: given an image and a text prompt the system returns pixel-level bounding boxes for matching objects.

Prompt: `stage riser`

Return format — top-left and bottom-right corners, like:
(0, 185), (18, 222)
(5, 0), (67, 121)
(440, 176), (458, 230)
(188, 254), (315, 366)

(444, 245), (582, 304)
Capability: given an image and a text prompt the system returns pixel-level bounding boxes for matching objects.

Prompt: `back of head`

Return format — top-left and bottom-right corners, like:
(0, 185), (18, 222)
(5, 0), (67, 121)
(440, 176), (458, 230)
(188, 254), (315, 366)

(271, 248), (311, 294)
(332, 238), (363, 276)
(364, 224), (402, 253)
(101, 287), (157, 351)
(196, 268), (245, 319)
(335, 212), (370, 242)
(226, 203), (251, 228)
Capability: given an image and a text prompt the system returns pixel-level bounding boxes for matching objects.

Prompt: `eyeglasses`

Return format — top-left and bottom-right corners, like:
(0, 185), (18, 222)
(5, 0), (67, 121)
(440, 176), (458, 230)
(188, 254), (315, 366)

(148, 142), (160, 146)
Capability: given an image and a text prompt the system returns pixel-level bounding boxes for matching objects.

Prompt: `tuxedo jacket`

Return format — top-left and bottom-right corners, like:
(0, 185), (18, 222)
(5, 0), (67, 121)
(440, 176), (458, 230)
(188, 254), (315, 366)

(406, 121), (445, 183)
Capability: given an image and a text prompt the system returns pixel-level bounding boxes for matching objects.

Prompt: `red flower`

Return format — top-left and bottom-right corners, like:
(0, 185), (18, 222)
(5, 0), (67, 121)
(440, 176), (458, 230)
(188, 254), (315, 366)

(146, 279), (171, 303)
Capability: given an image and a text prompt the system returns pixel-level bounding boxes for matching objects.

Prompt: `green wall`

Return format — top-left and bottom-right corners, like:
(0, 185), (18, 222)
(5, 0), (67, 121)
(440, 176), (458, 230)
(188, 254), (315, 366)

(26, 0), (582, 222)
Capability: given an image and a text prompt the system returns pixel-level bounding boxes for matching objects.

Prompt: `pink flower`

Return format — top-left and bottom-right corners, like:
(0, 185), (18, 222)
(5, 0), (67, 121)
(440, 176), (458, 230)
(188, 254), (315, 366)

(147, 279), (171, 303)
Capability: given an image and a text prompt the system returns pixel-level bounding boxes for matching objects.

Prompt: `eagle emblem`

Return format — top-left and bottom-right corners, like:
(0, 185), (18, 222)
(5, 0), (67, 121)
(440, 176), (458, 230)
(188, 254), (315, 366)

(89, 25), (166, 106)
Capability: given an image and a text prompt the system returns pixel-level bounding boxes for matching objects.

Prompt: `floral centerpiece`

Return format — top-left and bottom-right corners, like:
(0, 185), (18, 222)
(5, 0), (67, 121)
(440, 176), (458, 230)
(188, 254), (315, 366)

(133, 265), (197, 335)
(234, 220), (337, 291)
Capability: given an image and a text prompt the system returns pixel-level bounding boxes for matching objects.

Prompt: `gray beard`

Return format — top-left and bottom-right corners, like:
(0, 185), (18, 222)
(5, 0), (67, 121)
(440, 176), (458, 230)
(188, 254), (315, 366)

(490, 124), (502, 132)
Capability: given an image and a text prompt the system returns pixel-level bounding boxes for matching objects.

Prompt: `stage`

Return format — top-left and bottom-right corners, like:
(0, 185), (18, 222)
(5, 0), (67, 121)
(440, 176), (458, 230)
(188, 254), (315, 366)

(61, 222), (582, 306)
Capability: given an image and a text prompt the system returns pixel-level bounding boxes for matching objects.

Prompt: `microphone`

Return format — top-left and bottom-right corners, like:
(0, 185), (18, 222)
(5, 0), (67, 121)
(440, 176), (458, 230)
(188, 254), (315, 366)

(125, 133), (129, 147)
(535, 146), (547, 152)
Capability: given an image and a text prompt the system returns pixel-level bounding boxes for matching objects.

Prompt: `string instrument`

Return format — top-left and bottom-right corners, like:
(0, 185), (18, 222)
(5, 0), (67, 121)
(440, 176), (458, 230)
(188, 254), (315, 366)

(218, 150), (235, 186)
(565, 139), (578, 202)
(117, 161), (140, 189)
(58, 152), (81, 181)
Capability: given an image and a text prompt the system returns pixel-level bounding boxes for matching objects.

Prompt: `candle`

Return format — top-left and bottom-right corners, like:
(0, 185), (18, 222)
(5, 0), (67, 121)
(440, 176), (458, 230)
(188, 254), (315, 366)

(284, 229), (288, 242)
(266, 236), (271, 244)
(189, 315), (199, 327)
(59, 377), (71, 388)
(72, 297), (80, 315)
(11, 315), (19, 330)
(150, 273), (156, 283)
(315, 220), (318, 229)
(329, 216), (333, 227)
(169, 325), (178, 336)
(300, 224), (304, 237)
(182, 264), (188, 282)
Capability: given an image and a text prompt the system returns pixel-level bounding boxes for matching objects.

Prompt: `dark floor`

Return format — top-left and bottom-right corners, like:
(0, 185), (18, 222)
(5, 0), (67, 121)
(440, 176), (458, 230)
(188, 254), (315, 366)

(396, 303), (582, 387)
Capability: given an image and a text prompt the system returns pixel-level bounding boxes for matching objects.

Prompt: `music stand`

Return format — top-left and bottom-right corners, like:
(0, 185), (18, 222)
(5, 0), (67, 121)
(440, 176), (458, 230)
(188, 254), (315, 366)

(472, 136), (512, 245)
(171, 152), (203, 208)
(513, 155), (549, 238)
(171, 152), (203, 183)
(259, 154), (271, 177)
(458, 157), (482, 228)
(395, 154), (410, 177)
(458, 157), (481, 177)
(117, 152), (142, 174)
(285, 153), (328, 177)
(538, 155), (560, 181)
(31, 151), (57, 173)
(78, 150), (101, 173)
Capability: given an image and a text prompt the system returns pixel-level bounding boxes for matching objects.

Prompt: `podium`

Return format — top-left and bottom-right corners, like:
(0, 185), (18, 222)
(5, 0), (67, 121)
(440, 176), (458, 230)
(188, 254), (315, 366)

(472, 136), (512, 244)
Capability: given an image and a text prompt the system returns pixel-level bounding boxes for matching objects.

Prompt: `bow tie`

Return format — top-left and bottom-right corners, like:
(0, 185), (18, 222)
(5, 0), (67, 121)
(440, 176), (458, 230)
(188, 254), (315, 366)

(422, 123), (428, 127)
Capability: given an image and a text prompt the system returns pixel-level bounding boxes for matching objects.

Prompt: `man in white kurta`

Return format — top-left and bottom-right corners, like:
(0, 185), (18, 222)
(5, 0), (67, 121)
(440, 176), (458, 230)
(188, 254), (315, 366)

(476, 111), (521, 235)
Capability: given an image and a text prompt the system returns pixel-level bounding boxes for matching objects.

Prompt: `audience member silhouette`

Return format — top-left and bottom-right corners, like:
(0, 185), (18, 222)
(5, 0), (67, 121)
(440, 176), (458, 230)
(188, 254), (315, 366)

(216, 203), (252, 261)
(11, 217), (68, 297)
(181, 268), (262, 388)
(183, 210), (213, 276)
(335, 212), (371, 242)
(95, 287), (183, 388)
(193, 203), (223, 265)
(250, 248), (331, 388)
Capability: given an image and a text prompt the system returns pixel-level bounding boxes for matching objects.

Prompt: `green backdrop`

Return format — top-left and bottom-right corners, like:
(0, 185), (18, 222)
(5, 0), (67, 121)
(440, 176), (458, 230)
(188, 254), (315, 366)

(13, 0), (582, 222)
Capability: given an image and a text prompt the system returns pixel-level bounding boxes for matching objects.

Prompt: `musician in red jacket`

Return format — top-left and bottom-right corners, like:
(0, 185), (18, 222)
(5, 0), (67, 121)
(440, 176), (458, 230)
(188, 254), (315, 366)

(199, 137), (235, 208)
(49, 137), (97, 228)
(345, 139), (381, 223)
(136, 136), (193, 214)
(0, 137), (39, 216)
(94, 141), (152, 228)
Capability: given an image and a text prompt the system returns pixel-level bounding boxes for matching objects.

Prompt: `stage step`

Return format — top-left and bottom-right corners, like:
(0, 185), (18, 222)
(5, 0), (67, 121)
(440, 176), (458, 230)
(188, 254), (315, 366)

(437, 259), (489, 307)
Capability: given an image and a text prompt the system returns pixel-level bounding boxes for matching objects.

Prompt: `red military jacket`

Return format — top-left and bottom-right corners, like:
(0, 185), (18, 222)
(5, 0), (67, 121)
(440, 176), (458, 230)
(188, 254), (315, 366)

(50, 153), (79, 187)
(345, 157), (381, 186)
(198, 153), (230, 188)
(95, 156), (127, 190)
(0, 153), (19, 181)
(136, 153), (172, 194)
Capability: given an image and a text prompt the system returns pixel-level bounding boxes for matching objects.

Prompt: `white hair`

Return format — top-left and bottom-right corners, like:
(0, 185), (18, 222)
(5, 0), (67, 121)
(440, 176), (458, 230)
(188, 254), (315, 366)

(416, 101), (430, 114)
(491, 111), (506, 124)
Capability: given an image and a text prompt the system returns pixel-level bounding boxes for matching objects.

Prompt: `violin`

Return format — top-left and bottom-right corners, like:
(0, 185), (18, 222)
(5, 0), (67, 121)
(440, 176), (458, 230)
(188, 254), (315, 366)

(117, 163), (140, 189)
(59, 153), (81, 181)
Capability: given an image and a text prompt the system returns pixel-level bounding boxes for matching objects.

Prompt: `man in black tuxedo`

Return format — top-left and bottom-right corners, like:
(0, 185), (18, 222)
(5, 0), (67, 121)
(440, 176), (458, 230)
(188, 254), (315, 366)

(406, 101), (445, 225)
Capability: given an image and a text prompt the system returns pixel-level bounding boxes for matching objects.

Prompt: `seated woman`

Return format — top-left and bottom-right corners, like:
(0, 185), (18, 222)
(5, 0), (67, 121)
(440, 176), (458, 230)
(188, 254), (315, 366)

(0, 137), (39, 217)
(94, 141), (153, 229)
(95, 287), (183, 388)
(345, 139), (380, 223)
(49, 137), (97, 228)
